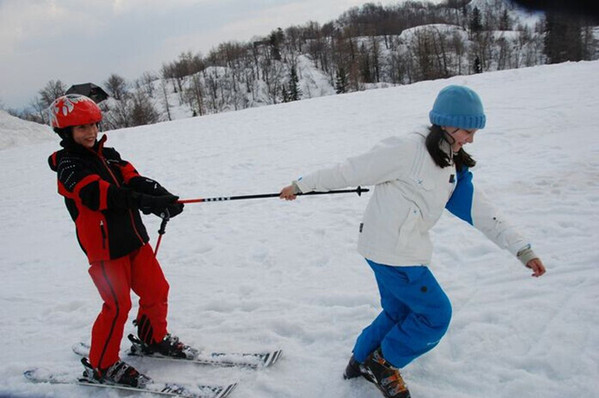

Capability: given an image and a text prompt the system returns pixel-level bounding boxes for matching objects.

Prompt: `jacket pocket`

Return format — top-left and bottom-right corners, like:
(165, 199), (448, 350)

(75, 211), (110, 262)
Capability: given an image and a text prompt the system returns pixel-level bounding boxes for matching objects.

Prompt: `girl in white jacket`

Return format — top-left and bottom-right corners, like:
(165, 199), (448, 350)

(279, 85), (545, 398)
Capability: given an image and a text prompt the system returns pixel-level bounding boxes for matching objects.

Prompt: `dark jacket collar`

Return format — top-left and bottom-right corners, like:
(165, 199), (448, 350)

(59, 134), (107, 155)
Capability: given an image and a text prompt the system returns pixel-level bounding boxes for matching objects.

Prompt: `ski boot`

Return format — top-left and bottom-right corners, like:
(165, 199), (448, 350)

(361, 348), (411, 398)
(129, 333), (198, 359)
(343, 355), (374, 382)
(81, 357), (151, 388)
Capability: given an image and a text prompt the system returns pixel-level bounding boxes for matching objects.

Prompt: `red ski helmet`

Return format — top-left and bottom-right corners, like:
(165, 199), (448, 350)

(49, 94), (102, 129)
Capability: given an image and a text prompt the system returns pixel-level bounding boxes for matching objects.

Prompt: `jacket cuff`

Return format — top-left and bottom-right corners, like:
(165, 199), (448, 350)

(517, 244), (537, 266)
(291, 180), (303, 194)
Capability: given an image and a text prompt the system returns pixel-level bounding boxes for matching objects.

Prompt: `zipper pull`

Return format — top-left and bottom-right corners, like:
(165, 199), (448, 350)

(100, 220), (107, 249)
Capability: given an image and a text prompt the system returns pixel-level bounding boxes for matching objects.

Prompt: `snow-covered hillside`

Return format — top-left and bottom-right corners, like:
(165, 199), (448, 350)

(1, 60), (598, 398)
(0, 110), (53, 150)
(96, 1), (558, 129)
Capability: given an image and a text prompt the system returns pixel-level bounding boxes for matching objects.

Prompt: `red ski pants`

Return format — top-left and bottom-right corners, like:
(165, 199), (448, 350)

(88, 243), (169, 369)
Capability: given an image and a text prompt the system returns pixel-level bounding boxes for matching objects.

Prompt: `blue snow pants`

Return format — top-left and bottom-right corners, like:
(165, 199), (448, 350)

(352, 259), (452, 368)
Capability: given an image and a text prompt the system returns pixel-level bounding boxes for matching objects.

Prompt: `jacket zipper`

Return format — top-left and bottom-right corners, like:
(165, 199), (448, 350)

(100, 220), (107, 249)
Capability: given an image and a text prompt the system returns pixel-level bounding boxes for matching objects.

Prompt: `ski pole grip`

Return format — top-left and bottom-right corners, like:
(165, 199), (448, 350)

(158, 209), (170, 235)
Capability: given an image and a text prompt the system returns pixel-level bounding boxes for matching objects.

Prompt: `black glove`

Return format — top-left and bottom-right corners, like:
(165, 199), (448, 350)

(128, 177), (184, 218)
(128, 176), (170, 196)
(166, 201), (184, 218)
(135, 192), (179, 217)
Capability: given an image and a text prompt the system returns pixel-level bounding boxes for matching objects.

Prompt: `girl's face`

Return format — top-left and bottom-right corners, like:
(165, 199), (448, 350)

(444, 127), (478, 152)
(72, 123), (99, 148)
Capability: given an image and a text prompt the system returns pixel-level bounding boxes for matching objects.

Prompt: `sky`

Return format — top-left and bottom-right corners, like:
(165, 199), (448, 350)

(0, 0), (407, 111)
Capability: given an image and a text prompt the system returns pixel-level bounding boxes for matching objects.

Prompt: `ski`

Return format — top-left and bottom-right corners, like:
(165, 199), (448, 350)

(72, 337), (283, 369)
(24, 367), (237, 398)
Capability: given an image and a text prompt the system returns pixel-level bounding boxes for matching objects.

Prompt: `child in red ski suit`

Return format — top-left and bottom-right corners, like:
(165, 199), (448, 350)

(48, 94), (194, 387)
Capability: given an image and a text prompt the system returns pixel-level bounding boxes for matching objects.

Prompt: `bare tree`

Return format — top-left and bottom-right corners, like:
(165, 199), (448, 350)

(39, 80), (67, 108)
(410, 28), (448, 81)
(129, 89), (159, 126)
(104, 74), (128, 101)
(160, 78), (172, 122)
(470, 31), (495, 72)
(204, 68), (221, 113)
(450, 30), (467, 75)
(100, 100), (130, 130)
(140, 71), (158, 98)
(261, 58), (285, 104)
(582, 25), (598, 60)
(496, 36), (511, 70)
(29, 96), (49, 124)
(185, 73), (205, 116)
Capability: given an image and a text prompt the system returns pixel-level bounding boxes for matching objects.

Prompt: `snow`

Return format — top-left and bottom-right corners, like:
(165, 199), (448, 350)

(0, 110), (53, 151)
(1, 60), (599, 398)
(296, 55), (336, 100)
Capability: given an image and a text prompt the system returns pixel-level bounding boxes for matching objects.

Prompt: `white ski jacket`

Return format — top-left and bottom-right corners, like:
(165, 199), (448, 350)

(295, 132), (530, 267)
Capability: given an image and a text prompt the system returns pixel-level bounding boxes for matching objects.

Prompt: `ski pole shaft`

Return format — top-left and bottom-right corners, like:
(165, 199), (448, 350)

(178, 186), (369, 204)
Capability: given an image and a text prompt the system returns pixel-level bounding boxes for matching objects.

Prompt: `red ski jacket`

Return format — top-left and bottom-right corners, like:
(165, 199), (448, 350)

(48, 135), (151, 263)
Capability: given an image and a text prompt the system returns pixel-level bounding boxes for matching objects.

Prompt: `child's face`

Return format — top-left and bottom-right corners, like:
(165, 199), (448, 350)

(444, 127), (478, 152)
(72, 123), (98, 148)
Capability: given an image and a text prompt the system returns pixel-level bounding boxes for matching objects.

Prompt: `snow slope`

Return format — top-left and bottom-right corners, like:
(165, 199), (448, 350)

(1, 60), (598, 398)
(0, 111), (53, 151)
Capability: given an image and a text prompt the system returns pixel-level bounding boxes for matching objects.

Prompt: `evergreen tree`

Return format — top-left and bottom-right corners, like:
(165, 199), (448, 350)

(286, 66), (301, 102)
(499, 9), (510, 31)
(360, 43), (373, 83)
(469, 7), (483, 36)
(543, 12), (583, 63)
(473, 56), (482, 73)
(269, 28), (284, 61)
(335, 67), (349, 94)
(282, 87), (290, 103)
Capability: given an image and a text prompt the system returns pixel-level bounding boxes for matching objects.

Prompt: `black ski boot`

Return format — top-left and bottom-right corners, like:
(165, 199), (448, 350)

(344, 355), (362, 379)
(361, 348), (411, 398)
(81, 357), (151, 388)
(129, 333), (198, 359)
(344, 355), (375, 382)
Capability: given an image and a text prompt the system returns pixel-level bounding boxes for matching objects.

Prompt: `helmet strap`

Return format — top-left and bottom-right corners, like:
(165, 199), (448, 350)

(441, 128), (457, 145)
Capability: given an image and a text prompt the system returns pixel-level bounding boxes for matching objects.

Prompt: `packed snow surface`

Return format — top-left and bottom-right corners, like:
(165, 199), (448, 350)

(1, 60), (598, 398)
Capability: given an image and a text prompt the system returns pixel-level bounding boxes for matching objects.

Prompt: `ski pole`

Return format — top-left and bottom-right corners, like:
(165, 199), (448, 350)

(154, 209), (170, 255)
(178, 186), (369, 204)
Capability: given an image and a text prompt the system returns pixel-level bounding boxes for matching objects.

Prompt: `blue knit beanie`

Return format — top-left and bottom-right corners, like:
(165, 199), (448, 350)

(429, 85), (486, 129)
